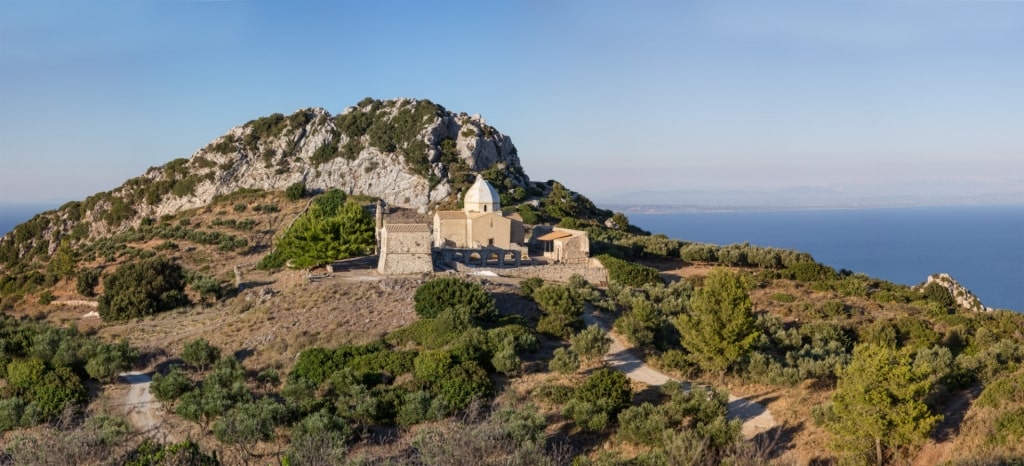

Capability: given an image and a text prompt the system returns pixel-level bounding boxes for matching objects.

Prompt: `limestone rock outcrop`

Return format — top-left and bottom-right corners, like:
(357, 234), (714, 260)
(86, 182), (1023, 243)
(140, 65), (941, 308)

(918, 273), (992, 312)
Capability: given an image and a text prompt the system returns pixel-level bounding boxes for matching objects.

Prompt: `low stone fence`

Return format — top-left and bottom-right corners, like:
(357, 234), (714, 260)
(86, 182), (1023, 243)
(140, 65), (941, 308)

(451, 260), (608, 285)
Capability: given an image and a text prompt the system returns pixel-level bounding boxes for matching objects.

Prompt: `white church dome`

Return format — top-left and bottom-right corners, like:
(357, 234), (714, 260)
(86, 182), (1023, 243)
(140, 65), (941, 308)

(463, 174), (501, 213)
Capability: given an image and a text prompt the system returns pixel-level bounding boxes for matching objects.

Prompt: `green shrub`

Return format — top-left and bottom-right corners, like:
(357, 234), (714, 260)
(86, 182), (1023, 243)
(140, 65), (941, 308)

(413, 349), (455, 383)
(519, 277), (544, 298)
(618, 403), (669, 446)
(286, 410), (351, 464)
(413, 277), (496, 320)
(0, 397), (27, 432)
(213, 398), (286, 451)
(923, 282), (956, 308)
(537, 313), (582, 339)
(85, 339), (138, 383)
(615, 300), (663, 349)
(436, 361), (493, 410)
(994, 407), (1024, 445)
(573, 368), (631, 417)
(771, 293), (796, 303)
(817, 300), (848, 318)
(570, 324), (611, 363)
(98, 257), (189, 321)
(596, 254), (662, 287)
(533, 285), (583, 316)
(32, 366), (88, 418)
(150, 367), (194, 402)
(788, 262), (837, 282)
(549, 347), (579, 374)
(564, 398), (610, 431)
(285, 181), (307, 201)
(123, 439), (220, 466)
(182, 338), (221, 372)
(533, 382), (575, 404)
(37, 290), (54, 305)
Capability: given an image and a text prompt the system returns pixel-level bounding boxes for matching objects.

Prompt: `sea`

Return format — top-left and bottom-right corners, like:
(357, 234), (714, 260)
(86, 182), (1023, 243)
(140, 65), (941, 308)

(627, 205), (1024, 313)
(2, 204), (1022, 312)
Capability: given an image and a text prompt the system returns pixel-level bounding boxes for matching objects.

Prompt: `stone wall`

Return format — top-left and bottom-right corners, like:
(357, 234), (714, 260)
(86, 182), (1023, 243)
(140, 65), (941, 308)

(452, 259), (607, 285)
(378, 226), (434, 275)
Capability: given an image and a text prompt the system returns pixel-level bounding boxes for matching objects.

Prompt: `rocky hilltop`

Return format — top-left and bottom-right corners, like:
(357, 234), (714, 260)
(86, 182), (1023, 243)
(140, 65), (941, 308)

(0, 98), (532, 262)
(145, 97), (527, 215)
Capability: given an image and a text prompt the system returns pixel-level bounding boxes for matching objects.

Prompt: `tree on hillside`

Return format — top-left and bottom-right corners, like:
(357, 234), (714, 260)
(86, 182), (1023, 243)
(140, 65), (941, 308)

(672, 268), (759, 381)
(182, 338), (221, 373)
(270, 196), (375, 269)
(98, 257), (188, 321)
(817, 343), (941, 465)
(570, 324), (611, 364)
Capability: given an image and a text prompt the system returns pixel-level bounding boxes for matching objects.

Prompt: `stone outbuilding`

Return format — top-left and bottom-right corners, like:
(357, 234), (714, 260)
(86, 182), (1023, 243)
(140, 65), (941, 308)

(377, 223), (433, 275)
(535, 227), (590, 264)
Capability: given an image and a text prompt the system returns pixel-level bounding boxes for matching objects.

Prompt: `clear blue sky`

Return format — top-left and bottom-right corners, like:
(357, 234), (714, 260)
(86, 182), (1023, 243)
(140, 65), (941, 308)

(1, 0), (1021, 206)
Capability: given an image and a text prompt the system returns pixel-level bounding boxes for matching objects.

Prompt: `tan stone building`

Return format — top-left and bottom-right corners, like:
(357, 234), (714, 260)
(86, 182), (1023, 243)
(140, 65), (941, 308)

(536, 227), (590, 264)
(432, 175), (525, 250)
(377, 223), (433, 275)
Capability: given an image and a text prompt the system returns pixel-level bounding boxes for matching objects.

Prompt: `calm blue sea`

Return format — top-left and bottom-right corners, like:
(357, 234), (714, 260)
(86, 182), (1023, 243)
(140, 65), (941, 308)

(629, 206), (1024, 313)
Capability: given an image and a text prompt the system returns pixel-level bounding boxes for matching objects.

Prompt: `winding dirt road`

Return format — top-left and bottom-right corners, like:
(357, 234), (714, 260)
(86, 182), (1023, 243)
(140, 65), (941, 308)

(118, 371), (161, 435)
(583, 309), (777, 438)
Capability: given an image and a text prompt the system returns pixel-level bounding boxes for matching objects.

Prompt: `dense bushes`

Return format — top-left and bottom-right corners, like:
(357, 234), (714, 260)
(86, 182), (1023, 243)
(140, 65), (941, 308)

(413, 277), (496, 320)
(533, 284), (584, 338)
(0, 315), (138, 430)
(596, 254), (662, 287)
(285, 181), (306, 201)
(75, 268), (101, 297)
(563, 368), (631, 431)
(98, 256), (188, 321)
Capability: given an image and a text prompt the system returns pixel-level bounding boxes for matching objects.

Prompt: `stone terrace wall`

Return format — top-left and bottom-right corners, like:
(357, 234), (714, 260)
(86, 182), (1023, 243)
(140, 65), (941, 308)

(452, 260), (607, 285)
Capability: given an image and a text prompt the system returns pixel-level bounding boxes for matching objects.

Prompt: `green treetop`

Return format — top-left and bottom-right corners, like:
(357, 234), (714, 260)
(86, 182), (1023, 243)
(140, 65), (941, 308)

(672, 268), (759, 381)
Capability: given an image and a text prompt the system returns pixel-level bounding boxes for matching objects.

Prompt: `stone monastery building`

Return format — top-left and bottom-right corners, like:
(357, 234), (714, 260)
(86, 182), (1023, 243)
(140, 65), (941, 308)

(432, 175), (525, 250)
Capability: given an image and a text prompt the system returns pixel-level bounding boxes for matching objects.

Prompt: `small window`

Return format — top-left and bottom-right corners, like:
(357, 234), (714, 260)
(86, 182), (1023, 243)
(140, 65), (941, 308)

(483, 205), (488, 212)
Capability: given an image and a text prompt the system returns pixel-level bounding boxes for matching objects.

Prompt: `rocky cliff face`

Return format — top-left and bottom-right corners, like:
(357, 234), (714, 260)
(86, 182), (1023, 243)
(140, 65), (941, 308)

(148, 98), (527, 216)
(0, 98), (531, 261)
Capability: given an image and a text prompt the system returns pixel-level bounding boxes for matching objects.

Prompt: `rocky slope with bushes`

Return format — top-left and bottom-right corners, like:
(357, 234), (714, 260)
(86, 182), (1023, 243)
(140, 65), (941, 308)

(0, 98), (535, 265)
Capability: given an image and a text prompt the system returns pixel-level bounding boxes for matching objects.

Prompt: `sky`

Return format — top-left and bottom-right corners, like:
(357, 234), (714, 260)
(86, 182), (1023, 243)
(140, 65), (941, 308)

(1, 0), (1022, 207)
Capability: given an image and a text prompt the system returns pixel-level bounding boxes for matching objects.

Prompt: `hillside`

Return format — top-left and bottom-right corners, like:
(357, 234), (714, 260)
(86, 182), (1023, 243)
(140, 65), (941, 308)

(0, 97), (536, 269)
(1, 98), (1023, 466)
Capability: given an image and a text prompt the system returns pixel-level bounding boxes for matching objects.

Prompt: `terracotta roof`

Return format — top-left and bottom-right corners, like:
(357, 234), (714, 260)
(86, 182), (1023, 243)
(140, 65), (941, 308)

(537, 231), (574, 241)
(434, 211), (467, 220)
(384, 223), (430, 233)
(505, 212), (523, 221)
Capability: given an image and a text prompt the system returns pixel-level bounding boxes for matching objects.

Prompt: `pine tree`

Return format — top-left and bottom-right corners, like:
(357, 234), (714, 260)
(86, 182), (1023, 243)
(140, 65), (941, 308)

(672, 268), (759, 381)
(819, 343), (941, 465)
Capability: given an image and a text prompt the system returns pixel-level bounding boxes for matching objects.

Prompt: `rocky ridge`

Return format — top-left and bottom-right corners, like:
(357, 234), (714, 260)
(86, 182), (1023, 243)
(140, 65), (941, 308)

(0, 98), (530, 262)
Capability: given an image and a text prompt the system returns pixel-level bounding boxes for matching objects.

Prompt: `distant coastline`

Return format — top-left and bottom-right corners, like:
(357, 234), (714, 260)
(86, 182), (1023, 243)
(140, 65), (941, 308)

(600, 201), (1024, 215)
(626, 205), (1024, 313)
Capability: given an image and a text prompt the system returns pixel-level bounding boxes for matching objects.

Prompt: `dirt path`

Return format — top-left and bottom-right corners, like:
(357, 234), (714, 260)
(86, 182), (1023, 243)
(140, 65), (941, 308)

(119, 371), (161, 435)
(583, 309), (777, 438)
